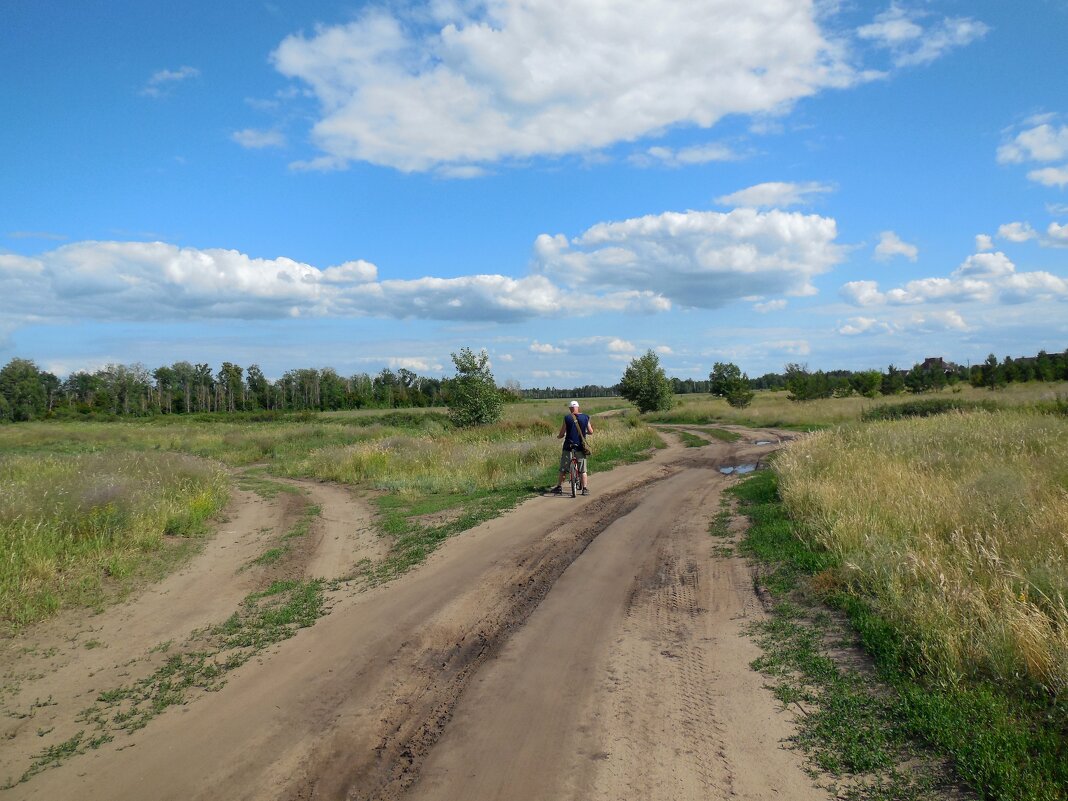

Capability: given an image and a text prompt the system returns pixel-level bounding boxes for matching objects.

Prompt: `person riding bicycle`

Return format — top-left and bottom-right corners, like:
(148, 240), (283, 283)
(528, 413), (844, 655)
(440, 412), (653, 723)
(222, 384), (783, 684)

(551, 401), (593, 495)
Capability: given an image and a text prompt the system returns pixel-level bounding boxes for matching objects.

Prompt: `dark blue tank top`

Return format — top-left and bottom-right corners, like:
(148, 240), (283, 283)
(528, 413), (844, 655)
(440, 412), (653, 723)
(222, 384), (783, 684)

(562, 413), (590, 450)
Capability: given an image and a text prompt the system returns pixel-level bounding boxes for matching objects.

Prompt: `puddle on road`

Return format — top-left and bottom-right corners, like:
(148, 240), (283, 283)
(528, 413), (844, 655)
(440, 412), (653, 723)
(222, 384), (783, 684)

(754, 440), (774, 445)
(720, 464), (758, 475)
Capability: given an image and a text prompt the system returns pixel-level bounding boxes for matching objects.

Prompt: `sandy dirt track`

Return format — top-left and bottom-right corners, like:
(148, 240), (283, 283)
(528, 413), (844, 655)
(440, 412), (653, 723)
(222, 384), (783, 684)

(2, 427), (825, 801)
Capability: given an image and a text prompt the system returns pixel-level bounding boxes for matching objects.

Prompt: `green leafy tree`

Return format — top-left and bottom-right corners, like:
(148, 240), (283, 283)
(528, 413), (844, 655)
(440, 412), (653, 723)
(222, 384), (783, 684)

(447, 347), (503, 427)
(0, 358), (48, 421)
(849, 370), (882, 398)
(724, 375), (755, 408)
(709, 362), (742, 397)
(620, 350), (674, 413)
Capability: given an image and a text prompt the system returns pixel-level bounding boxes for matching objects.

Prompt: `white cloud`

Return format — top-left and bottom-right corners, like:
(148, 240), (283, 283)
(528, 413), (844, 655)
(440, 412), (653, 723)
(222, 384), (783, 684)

(633, 142), (740, 168)
(998, 118), (1068, 188)
(840, 280), (885, 306)
(1046, 222), (1068, 247)
(530, 340), (565, 354)
(997, 122), (1068, 164)
(0, 241), (668, 325)
(535, 208), (843, 309)
(141, 65), (200, 97)
(655, 345), (674, 355)
(606, 338), (635, 353)
(754, 299), (788, 313)
(837, 316), (896, 336)
(841, 249), (1068, 307)
(1027, 166), (1068, 188)
(715, 181), (833, 208)
(232, 129), (287, 149)
(386, 357), (444, 372)
(909, 309), (969, 332)
(997, 221), (1037, 242)
(436, 165), (490, 179)
(1047, 203), (1068, 217)
(271, 1), (869, 172)
(857, 5), (988, 67)
(874, 230), (918, 261)
(974, 234), (994, 252)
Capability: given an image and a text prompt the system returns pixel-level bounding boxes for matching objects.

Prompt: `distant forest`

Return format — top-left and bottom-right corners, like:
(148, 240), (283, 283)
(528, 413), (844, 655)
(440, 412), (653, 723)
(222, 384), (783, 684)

(1, 348), (1067, 422)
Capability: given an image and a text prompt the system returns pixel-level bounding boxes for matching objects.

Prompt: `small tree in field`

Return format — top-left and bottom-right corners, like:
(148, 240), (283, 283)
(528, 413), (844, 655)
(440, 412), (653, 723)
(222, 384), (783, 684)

(447, 347), (503, 427)
(724, 376), (755, 408)
(620, 350), (674, 413)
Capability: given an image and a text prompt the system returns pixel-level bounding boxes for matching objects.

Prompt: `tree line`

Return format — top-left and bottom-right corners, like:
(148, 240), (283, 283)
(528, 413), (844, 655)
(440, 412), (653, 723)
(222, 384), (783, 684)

(2, 346), (1066, 422)
(0, 359), (459, 422)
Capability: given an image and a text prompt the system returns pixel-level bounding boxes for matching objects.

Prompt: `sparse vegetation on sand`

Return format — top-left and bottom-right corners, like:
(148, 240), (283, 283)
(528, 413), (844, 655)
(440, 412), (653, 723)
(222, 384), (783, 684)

(0, 452), (228, 631)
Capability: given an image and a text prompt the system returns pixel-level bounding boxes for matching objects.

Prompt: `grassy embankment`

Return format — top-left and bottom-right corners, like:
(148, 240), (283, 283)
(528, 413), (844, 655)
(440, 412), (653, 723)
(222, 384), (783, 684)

(732, 407), (1068, 800)
(648, 380), (1068, 428)
(0, 400), (657, 628)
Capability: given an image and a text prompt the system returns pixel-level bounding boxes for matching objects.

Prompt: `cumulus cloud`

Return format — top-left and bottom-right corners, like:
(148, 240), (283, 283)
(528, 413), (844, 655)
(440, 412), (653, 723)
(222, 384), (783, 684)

(1028, 166), (1068, 188)
(535, 207), (843, 309)
(874, 230), (918, 261)
(909, 309), (969, 332)
(857, 4), (988, 67)
(998, 117), (1068, 188)
(270, 1), (870, 172)
(141, 65), (200, 97)
(0, 241), (666, 325)
(715, 181), (833, 208)
(974, 234), (994, 252)
(530, 340), (565, 354)
(837, 316), (895, 336)
(1047, 222), (1068, 247)
(841, 249), (1068, 307)
(997, 221), (1037, 242)
(232, 128), (287, 149)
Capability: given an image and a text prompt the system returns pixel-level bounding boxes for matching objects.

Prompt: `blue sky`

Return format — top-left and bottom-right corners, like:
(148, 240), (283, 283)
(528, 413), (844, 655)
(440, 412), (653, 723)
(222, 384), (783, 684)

(2, 0), (1067, 386)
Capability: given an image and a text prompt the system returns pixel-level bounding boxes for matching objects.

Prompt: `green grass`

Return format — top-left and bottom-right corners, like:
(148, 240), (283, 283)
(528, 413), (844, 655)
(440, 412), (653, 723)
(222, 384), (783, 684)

(0, 452), (229, 632)
(675, 430), (709, 448)
(732, 469), (1068, 801)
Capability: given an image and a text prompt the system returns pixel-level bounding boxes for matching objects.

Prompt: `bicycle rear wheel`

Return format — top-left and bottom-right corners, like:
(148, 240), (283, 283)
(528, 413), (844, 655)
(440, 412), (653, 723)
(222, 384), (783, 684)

(570, 456), (578, 497)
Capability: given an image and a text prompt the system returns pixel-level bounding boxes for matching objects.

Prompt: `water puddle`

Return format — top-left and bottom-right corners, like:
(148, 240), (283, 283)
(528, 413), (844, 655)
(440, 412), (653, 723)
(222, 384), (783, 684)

(719, 464), (758, 475)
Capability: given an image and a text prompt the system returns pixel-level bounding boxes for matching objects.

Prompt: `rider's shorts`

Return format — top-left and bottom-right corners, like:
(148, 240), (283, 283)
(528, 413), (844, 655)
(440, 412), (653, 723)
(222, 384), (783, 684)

(560, 449), (587, 474)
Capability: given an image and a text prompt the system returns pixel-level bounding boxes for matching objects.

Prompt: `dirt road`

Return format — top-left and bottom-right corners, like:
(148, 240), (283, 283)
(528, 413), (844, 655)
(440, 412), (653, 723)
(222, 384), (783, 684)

(2, 427), (826, 800)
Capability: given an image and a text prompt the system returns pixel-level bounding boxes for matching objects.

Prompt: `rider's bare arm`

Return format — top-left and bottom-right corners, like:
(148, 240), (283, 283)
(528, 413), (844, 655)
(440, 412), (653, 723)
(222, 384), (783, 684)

(557, 421), (566, 438)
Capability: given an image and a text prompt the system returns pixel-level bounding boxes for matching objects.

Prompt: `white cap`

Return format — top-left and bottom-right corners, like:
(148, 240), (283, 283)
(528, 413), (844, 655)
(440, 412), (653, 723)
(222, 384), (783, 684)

(569, 401), (579, 408)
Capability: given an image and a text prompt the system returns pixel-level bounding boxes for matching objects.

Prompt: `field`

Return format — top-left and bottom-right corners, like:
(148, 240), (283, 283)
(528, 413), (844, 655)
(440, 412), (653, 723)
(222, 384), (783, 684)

(0, 399), (654, 631)
(649, 380), (1068, 427)
(2, 390), (1066, 799)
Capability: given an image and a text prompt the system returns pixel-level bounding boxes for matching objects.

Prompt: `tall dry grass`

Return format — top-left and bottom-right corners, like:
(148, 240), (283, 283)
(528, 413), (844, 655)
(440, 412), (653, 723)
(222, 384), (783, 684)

(648, 381), (1068, 428)
(280, 413), (659, 494)
(775, 410), (1068, 697)
(0, 452), (229, 629)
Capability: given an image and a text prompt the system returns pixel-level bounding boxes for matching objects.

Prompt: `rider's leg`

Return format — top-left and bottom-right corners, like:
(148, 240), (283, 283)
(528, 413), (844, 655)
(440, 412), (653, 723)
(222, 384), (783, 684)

(580, 470), (588, 490)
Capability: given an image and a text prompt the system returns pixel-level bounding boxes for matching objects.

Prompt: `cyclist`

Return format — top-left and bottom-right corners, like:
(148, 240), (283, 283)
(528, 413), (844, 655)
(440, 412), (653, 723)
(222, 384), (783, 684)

(551, 400), (593, 496)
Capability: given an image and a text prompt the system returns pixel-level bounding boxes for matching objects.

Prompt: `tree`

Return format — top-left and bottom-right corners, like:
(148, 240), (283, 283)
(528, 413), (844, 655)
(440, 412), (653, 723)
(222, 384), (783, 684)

(0, 358), (48, 421)
(620, 350), (674, 413)
(724, 376), (754, 408)
(850, 370), (882, 399)
(709, 362), (742, 397)
(447, 347), (503, 427)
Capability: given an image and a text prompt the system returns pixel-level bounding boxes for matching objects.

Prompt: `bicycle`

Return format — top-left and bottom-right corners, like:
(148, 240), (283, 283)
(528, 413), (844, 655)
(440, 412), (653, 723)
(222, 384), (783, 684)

(568, 448), (581, 498)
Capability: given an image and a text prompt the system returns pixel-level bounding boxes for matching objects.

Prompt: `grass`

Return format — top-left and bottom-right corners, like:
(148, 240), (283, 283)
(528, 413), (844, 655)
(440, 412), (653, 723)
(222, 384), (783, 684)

(732, 466), (1068, 801)
(674, 430), (709, 448)
(646, 381), (1068, 428)
(0, 405), (662, 626)
(775, 410), (1068, 697)
(0, 452), (229, 632)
